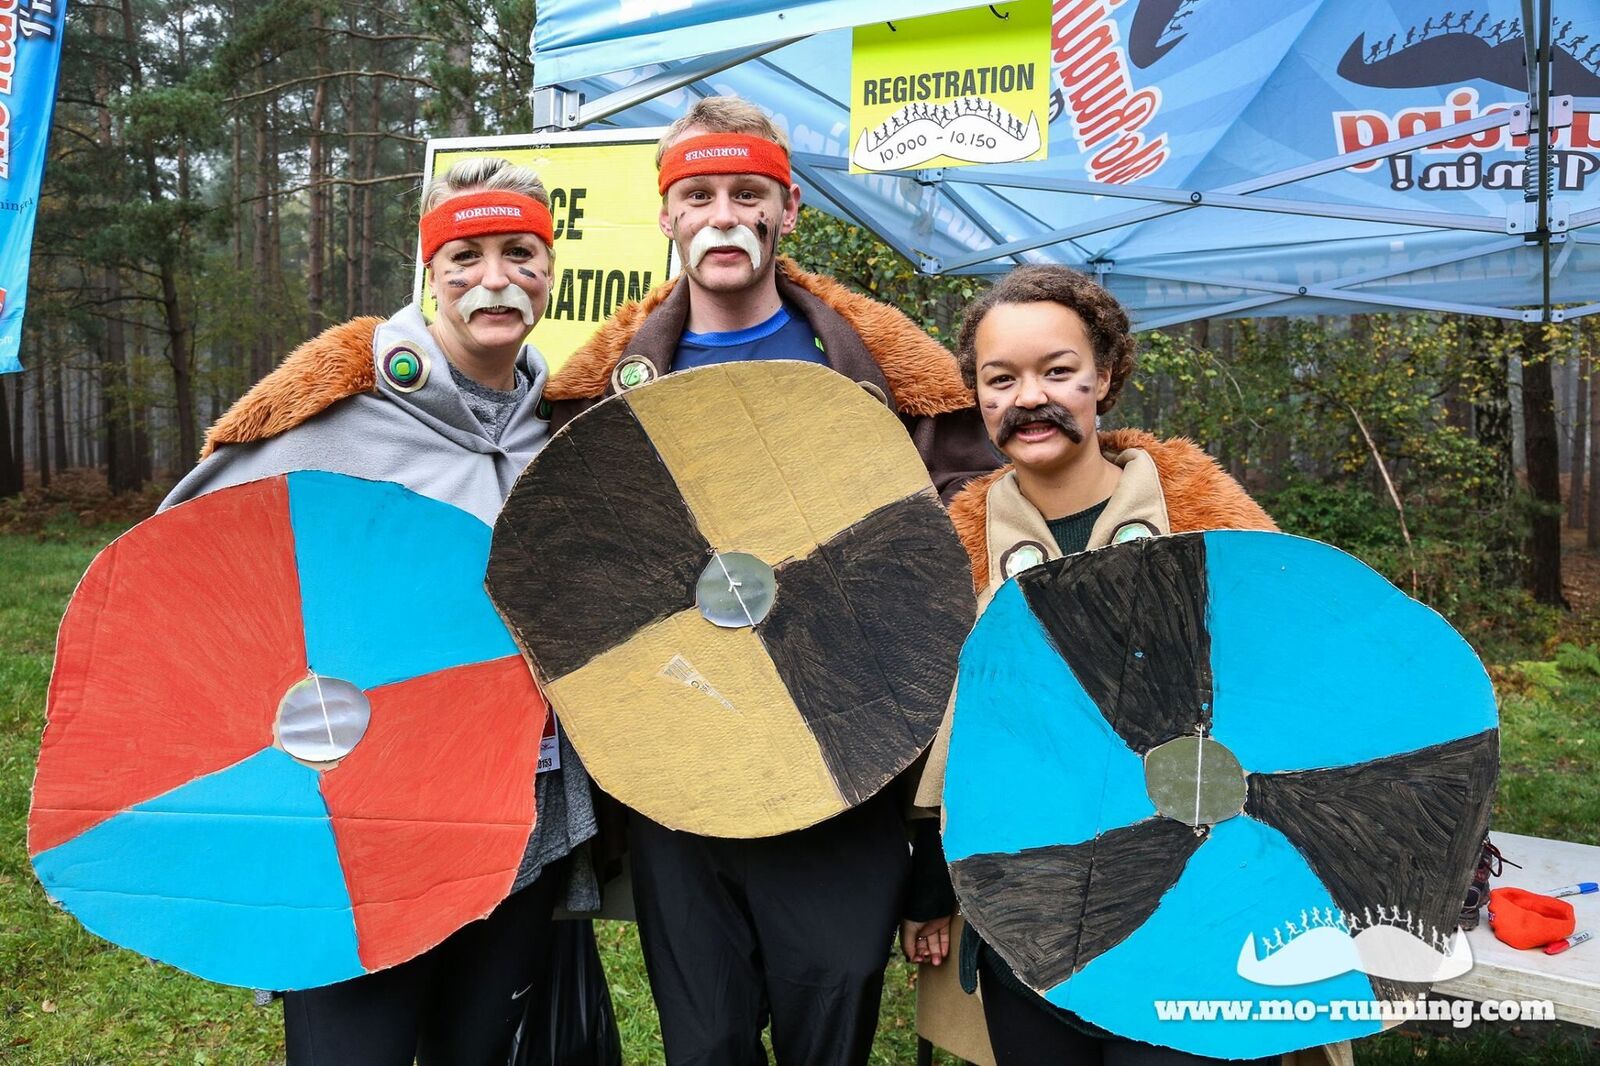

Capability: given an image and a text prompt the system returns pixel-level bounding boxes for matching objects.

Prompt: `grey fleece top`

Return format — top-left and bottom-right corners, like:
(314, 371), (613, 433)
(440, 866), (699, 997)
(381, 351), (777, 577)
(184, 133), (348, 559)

(161, 304), (599, 909)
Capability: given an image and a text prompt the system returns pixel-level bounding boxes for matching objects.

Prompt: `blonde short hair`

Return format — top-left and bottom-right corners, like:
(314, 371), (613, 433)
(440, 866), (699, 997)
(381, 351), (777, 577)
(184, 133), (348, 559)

(655, 96), (789, 166)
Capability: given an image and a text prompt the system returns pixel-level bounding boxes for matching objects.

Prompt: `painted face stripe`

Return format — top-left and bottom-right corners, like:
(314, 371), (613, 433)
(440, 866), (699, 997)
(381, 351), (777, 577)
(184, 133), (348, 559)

(488, 398), (712, 682)
(288, 471), (516, 692)
(1017, 534), (1213, 754)
(756, 491), (972, 807)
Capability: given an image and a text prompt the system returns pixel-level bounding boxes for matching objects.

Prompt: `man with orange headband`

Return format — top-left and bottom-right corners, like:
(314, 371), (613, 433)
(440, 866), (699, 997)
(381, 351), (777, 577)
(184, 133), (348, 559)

(544, 96), (995, 1066)
(163, 158), (600, 1066)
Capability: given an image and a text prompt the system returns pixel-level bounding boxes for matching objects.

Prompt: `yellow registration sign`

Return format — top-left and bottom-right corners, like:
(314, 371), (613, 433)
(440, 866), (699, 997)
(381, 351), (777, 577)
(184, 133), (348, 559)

(849, 0), (1050, 175)
(416, 129), (676, 374)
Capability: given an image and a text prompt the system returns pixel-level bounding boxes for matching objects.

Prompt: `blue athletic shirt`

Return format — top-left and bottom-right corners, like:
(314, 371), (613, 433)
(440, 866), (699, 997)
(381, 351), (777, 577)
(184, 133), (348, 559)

(672, 303), (829, 371)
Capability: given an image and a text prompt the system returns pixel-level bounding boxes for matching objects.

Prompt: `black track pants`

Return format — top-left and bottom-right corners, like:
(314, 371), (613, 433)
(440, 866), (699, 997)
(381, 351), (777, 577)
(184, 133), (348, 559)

(628, 797), (910, 1066)
(283, 861), (566, 1066)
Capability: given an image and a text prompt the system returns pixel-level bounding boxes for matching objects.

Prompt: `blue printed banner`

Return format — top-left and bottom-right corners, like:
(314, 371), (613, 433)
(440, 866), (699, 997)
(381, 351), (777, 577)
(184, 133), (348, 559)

(538, 1), (1600, 322)
(0, 0), (67, 374)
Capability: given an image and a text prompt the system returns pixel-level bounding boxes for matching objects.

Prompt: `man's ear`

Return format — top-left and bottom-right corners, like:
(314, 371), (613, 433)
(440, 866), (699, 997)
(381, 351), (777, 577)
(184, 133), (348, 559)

(659, 199), (675, 240)
(781, 183), (802, 234)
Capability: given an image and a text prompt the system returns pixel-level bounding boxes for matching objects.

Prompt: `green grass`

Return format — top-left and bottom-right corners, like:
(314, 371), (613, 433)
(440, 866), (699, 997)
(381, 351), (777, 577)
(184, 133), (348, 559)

(2, 526), (1598, 1064)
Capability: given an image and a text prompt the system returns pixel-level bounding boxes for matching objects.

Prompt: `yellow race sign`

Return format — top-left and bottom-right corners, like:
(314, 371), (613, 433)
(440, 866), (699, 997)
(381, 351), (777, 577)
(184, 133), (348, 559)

(416, 130), (675, 374)
(850, 0), (1050, 174)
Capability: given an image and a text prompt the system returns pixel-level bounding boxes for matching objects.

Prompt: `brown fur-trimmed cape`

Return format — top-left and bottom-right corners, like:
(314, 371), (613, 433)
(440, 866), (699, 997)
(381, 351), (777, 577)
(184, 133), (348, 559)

(546, 258), (973, 418)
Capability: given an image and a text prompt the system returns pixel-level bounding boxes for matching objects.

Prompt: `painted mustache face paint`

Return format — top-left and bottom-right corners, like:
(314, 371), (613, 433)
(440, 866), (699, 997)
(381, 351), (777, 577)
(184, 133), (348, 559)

(456, 283), (537, 326)
(688, 225), (764, 271)
(997, 401), (1084, 447)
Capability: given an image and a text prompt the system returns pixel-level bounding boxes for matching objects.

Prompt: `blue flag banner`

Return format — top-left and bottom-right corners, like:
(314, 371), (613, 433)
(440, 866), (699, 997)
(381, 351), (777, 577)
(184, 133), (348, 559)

(538, 0), (1600, 325)
(0, 0), (66, 374)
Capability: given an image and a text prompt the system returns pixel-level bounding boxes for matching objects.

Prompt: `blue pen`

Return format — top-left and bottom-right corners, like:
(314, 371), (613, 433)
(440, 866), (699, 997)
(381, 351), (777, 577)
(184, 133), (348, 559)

(1546, 882), (1599, 898)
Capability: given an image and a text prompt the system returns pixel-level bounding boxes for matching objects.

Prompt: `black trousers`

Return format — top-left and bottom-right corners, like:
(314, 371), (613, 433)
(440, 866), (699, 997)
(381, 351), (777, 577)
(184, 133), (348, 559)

(979, 949), (1275, 1066)
(283, 862), (566, 1066)
(628, 796), (911, 1066)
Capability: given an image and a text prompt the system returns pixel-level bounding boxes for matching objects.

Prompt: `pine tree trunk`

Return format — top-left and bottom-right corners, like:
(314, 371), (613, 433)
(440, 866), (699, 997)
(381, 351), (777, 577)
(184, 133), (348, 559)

(447, 39), (471, 137)
(307, 9), (326, 337)
(360, 65), (380, 309)
(1520, 322), (1565, 606)
(52, 347), (68, 470)
(1571, 350), (1589, 528)
(0, 375), (17, 496)
(1589, 357), (1600, 550)
(13, 363), (27, 485)
(251, 95), (272, 382)
(120, 0), (191, 473)
(34, 355), (49, 488)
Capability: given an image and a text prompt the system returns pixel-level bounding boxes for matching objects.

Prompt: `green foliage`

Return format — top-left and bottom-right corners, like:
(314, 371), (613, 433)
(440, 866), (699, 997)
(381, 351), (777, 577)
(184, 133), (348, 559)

(116, 87), (225, 150)
(786, 207), (981, 340)
(1262, 481), (1403, 553)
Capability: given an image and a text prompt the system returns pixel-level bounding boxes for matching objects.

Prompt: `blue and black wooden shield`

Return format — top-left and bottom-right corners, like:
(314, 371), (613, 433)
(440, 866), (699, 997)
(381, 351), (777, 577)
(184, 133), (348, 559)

(943, 530), (1497, 1059)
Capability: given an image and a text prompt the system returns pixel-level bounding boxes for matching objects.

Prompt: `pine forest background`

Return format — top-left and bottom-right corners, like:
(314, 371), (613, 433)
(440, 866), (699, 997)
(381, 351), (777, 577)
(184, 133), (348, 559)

(0, 0), (1598, 645)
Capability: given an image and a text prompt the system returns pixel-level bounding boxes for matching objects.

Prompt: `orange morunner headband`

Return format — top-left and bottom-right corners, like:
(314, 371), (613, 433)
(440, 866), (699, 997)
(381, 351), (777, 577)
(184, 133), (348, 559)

(419, 191), (555, 262)
(657, 133), (792, 195)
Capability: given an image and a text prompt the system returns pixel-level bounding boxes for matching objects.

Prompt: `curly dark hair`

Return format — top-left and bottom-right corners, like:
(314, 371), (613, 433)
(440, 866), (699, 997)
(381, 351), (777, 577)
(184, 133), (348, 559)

(955, 265), (1137, 414)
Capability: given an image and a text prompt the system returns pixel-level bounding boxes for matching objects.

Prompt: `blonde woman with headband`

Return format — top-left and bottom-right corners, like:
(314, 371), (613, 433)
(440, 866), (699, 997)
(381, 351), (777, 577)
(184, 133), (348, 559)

(162, 158), (599, 1065)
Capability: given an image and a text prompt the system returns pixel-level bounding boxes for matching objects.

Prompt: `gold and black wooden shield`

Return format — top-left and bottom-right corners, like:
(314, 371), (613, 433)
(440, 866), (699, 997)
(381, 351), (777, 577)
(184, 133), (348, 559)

(488, 361), (975, 837)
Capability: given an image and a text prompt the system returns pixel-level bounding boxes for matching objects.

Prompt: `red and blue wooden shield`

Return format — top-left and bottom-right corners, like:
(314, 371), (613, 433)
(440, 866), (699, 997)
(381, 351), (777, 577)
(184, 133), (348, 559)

(28, 472), (545, 990)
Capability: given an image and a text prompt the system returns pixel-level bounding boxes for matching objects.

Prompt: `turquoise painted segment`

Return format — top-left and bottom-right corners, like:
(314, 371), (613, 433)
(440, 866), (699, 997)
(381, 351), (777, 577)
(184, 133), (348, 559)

(1203, 531), (1495, 774)
(287, 471), (516, 690)
(1053, 816), (1383, 1058)
(31, 748), (363, 990)
(943, 580), (1154, 863)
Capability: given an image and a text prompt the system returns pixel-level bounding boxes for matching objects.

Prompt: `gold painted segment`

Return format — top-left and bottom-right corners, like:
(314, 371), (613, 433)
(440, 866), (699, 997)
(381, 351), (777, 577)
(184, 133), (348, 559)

(625, 362), (931, 563)
(545, 606), (846, 837)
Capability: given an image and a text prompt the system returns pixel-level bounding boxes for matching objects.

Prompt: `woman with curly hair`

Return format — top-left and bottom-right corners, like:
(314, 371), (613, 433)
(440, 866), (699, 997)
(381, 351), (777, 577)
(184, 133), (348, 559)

(904, 265), (1322, 1065)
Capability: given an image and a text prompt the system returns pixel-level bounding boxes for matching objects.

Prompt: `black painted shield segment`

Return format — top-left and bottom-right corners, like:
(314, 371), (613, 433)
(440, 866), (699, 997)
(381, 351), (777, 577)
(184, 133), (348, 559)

(488, 398), (711, 681)
(951, 819), (1206, 990)
(1018, 535), (1213, 754)
(1245, 729), (1499, 1001)
(756, 491), (973, 806)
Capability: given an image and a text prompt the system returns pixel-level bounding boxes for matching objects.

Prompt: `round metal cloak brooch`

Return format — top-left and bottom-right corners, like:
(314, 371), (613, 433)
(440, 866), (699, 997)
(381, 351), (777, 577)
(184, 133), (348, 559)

(612, 354), (657, 392)
(487, 361), (975, 838)
(1001, 540), (1049, 579)
(381, 345), (430, 393)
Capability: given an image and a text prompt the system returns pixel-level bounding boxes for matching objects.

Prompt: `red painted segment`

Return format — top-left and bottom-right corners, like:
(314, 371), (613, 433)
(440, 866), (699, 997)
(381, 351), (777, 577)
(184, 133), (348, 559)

(322, 655), (544, 971)
(30, 477), (308, 854)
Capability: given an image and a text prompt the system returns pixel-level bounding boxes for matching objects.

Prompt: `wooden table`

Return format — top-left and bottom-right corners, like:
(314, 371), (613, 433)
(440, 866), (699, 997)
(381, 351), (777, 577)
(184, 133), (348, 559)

(1434, 831), (1600, 1027)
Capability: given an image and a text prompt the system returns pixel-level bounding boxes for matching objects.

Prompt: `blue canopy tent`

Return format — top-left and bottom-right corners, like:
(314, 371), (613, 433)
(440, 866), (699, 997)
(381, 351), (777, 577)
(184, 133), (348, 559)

(529, 0), (1600, 329)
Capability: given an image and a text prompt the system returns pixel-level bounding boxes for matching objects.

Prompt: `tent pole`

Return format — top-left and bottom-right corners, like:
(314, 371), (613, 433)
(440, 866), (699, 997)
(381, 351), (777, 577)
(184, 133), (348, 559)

(1522, 0), (1554, 320)
(1121, 237), (1532, 329)
(531, 40), (804, 130)
(926, 112), (1517, 272)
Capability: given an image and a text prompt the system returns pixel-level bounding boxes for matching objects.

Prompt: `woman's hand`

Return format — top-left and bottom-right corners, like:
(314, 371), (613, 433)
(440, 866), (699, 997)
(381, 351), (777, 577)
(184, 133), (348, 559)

(900, 915), (953, 966)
